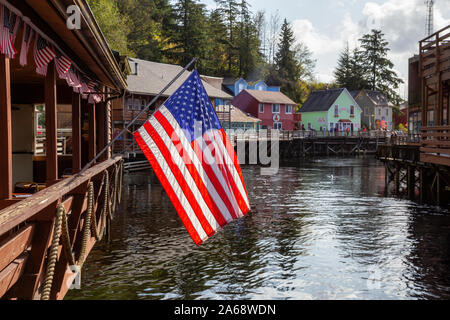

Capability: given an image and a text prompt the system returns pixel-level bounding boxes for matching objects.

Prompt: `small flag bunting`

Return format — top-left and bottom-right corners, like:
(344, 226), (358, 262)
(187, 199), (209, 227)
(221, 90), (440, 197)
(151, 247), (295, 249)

(34, 34), (56, 75)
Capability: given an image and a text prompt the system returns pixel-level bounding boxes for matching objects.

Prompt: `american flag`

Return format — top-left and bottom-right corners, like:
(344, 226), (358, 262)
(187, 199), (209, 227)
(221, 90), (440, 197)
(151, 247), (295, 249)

(20, 23), (33, 66)
(134, 70), (250, 245)
(55, 50), (72, 79)
(65, 67), (81, 89)
(0, 4), (19, 58)
(34, 34), (56, 75)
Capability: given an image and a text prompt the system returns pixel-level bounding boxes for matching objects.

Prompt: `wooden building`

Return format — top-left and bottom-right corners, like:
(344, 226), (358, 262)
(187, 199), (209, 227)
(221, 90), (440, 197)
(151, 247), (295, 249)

(378, 25), (450, 206)
(0, 0), (126, 300)
(419, 25), (450, 167)
(232, 89), (297, 131)
(112, 58), (232, 154)
(299, 88), (362, 133)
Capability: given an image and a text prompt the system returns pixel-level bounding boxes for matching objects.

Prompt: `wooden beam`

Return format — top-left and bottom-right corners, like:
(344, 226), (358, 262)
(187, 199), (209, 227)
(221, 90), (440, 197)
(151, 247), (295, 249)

(72, 93), (81, 174)
(0, 225), (34, 272)
(88, 103), (96, 162)
(0, 254), (29, 298)
(45, 61), (58, 185)
(0, 55), (12, 200)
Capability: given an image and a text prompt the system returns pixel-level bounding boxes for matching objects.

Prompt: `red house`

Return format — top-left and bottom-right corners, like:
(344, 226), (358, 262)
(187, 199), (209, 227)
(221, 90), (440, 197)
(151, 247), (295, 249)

(232, 90), (297, 131)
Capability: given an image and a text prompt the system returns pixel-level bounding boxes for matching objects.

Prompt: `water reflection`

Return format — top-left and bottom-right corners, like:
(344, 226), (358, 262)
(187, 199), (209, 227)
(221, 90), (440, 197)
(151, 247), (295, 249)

(66, 157), (450, 300)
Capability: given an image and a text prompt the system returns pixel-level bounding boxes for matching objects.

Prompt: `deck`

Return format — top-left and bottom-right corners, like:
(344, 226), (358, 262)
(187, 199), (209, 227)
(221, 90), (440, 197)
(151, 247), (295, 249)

(0, 156), (123, 300)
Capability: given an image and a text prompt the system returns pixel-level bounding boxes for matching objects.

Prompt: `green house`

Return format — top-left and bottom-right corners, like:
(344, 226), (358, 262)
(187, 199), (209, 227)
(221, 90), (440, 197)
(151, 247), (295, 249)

(300, 88), (362, 132)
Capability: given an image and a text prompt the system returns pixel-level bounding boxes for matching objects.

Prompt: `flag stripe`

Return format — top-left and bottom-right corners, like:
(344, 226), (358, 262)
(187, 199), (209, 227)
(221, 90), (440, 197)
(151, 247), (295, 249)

(137, 126), (208, 243)
(207, 129), (250, 210)
(134, 129), (204, 245)
(154, 110), (229, 227)
(202, 136), (248, 217)
(149, 115), (223, 230)
(195, 138), (243, 219)
(191, 140), (240, 220)
(221, 130), (250, 201)
(143, 121), (216, 237)
(159, 107), (235, 223)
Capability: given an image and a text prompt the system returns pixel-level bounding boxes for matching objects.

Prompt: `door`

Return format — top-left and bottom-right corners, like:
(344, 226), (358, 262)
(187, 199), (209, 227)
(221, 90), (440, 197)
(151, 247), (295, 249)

(12, 104), (34, 187)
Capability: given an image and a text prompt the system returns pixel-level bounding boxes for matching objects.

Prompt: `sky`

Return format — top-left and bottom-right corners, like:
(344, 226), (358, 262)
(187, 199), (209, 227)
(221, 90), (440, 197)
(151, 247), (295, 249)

(202, 0), (450, 99)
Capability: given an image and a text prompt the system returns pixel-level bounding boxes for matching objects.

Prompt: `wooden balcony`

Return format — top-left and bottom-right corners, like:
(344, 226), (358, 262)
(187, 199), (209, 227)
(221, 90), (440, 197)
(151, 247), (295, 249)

(420, 126), (450, 166)
(420, 25), (450, 86)
(0, 156), (123, 300)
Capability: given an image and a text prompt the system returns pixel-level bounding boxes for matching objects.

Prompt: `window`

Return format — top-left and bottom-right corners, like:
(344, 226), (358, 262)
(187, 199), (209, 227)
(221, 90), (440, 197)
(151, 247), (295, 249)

(274, 122), (282, 130)
(272, 104), (280, 113)
(334, 105), (339, 117)
(259, 103), (264, 113)
(285, 105), (292, 114)
(378, 108), (381, 116)
(350, 105), (355, 118)
(386, 108), (389, 116)
(141, 99), (146, 110)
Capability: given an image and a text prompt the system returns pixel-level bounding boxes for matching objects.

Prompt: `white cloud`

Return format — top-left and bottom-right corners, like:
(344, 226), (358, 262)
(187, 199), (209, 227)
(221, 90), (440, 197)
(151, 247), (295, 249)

(291, 0), (450, 99)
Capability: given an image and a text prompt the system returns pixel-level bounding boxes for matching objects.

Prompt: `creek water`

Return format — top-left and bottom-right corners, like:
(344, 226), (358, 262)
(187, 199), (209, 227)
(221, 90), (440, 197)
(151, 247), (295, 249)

(66, 157), (450, 300)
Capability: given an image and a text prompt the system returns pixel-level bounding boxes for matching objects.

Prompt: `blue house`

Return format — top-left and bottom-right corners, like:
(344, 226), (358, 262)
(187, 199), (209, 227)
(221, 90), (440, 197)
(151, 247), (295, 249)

(200, 76), (282, 107)
(222, 78), (281, 97)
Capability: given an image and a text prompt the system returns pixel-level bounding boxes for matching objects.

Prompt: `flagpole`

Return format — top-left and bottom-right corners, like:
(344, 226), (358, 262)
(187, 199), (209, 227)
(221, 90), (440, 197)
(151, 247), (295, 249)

(72, 57), (197, 179)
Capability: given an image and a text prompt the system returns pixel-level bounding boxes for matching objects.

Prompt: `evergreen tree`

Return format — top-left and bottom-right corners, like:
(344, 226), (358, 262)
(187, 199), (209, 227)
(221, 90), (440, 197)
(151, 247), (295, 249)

(334, 43), (352, 88)
(359, 29), (403, 101)
(236, 0), (261, 78)
(275, 19), (298, 82)
(273, 19), (300, 101)
(169, 0), (209, 69)
(202, 9), (228, 76)
(215, 0), (240, 75)
(334, 44), (368, 90)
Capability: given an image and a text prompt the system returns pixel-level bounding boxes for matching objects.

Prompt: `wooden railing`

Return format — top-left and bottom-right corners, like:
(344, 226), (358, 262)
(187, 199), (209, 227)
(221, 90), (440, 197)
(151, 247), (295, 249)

(420, 126), (450, 166)
(420, 25), (450, 85)
(0, 156), (123, 300)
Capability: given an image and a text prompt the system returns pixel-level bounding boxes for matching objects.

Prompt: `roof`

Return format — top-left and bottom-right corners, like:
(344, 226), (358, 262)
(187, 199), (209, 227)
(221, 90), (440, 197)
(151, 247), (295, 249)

(200, 75), (224, 91)
(243, 89), (296, 105)
(300, 88), (345, 112)
(349, 90), (361, 98)
(126, 58), (232, 99)
(223, 78), (240, 86)
(11, 0), (127, 90)
(365, 90), (389, 106)
(218, 105), (261, 123)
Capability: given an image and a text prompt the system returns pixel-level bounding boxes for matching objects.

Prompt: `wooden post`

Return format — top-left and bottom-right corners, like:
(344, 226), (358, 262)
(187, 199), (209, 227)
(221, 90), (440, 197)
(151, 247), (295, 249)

(72, 93), (81, 174)
(96, 101), (106, 161)
(419, 168), (425, 204)
(45, 61), (58, 185)
(0, 55), (12, 199)
(105, 88), (112, 159)
(385, 164), (390, 197)
(436, 171), (440, 206)
(394, 164), (400, 195)
(407, 166), (415, 200)
(88, 103), (96, 162)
